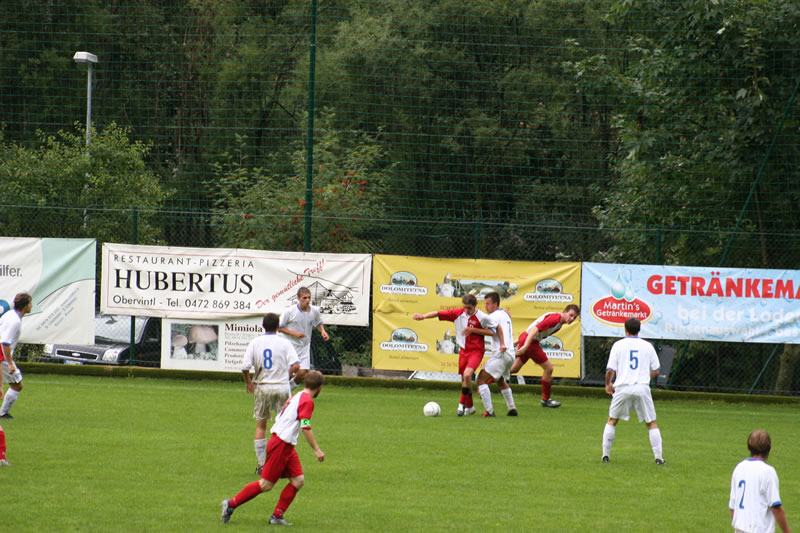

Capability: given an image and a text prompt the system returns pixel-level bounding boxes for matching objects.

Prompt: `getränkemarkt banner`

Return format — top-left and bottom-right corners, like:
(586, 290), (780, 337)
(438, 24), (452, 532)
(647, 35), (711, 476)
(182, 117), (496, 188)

(372, 255), (581, 377)
(582, 262), (800, 343)
(101, 243), (371, 325)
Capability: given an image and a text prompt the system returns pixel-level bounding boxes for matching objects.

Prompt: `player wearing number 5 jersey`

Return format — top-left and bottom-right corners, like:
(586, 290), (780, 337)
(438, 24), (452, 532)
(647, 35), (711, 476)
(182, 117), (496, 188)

(242, 313), (300, 475)
(601, 317), (664, 464)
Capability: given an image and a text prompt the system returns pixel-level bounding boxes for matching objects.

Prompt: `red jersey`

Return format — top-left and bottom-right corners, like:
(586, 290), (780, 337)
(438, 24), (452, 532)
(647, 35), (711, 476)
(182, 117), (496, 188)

(437, 307), (496, 355)
(525, 312), (563, 342)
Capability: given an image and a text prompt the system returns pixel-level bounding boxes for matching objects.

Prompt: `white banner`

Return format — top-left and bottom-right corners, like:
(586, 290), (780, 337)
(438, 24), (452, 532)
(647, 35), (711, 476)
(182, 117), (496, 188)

(0, 237), (95, 344)
(160, 317), (263, 372)
(101, 243), (371, 325)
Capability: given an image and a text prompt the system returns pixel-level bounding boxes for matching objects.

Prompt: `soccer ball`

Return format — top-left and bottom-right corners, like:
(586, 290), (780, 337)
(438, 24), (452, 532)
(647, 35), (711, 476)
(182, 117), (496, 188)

(423, 401), (441, 417)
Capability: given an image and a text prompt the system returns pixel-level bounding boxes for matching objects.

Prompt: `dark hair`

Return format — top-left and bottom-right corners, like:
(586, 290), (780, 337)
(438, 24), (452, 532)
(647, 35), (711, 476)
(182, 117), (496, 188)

(304, 369), (325, 390)
(747, 430), (771, 458)
(297, 286), (311, 297)
(14, 292), (32, 311)
(484, 292), (500, 305)
(564, 304), (581, 315)
(462, 294), (478, 306)
(262, 312), (280, 332)
(624, 317), (641, 335)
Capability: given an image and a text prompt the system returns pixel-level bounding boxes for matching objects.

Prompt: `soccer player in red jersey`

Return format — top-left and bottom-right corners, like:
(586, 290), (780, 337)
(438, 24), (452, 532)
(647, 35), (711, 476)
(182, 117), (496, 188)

(511, 304), (580, 408)
(414, 294), (500, 416)
(221, 370), (326, 526)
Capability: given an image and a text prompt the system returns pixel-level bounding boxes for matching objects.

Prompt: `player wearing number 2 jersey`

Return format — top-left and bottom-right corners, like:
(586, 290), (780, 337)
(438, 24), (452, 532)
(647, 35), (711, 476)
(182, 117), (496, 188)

(242, 313), (300, 474)
(601, 317), (664, 464)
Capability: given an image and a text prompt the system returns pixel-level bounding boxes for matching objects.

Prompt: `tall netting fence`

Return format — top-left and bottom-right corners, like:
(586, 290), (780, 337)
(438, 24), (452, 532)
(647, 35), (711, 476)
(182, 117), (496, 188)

(2, 0), (800, 393)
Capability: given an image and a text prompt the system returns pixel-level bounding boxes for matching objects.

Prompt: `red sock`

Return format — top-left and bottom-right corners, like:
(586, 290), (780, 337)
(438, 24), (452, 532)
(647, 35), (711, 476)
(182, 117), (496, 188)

(459, 392), (466, 406)
(230, 481), (263, 508)
(0, 429), (5, 460)
(465, 394), (473, 408)
(273, 484), (299, 518)
(542, 379), (552, 400)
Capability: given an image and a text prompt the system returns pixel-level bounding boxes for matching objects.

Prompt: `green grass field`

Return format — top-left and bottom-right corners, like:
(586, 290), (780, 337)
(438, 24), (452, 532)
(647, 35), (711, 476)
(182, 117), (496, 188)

(2, 374), (798, 532)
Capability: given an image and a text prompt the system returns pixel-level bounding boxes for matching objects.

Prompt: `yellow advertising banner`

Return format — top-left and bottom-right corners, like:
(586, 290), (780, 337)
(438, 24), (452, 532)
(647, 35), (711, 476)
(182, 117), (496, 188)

(372, 255), (582, 377)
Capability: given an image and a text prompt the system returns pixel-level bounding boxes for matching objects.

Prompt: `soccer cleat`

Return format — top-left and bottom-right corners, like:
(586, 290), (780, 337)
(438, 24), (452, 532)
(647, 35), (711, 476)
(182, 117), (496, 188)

(655, 458), (665, 465)
(456, 407), (465, 417)
(541, 398), (561, 408)
(221, 499), (234, 523)
(464, 407), (477, 416)
(0, 459), (10, 467)
(0, 413), (14, 419)
(602, 456), (610, 463)
(481, 410), (495, 417)
(270, 514), (294, 526)
(506, 408), (518, 416)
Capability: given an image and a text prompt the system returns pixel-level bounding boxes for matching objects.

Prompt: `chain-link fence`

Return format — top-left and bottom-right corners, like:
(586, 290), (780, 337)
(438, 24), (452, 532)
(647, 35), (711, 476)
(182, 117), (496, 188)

(3, 0), (800, 393)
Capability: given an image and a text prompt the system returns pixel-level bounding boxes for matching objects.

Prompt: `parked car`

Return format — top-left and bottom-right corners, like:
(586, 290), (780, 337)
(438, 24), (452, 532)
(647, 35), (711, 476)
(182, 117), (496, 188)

(42, 314), (162, 367)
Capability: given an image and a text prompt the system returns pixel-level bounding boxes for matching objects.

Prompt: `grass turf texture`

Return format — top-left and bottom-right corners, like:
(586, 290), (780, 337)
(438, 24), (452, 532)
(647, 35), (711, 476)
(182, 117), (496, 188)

(3, 374), (798, 532)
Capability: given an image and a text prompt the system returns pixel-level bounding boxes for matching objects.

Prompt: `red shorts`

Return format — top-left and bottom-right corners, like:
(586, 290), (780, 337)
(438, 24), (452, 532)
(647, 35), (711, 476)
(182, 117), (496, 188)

(515, 332), (548, 364)
(458, 348), (484, 375)
(261, 434), (303, 483)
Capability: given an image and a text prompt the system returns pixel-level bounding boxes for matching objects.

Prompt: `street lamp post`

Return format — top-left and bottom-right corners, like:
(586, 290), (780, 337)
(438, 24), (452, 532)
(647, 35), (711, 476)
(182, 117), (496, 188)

(72, 51), (98, 147)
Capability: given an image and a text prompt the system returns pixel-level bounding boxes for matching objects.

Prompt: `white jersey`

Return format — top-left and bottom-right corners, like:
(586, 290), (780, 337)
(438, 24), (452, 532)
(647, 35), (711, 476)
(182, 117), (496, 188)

(242, 333), (300, 385)
(488, 309), (515, 357)
(279, 304), (323, 351)
(0, 310), (22, 360)
(271, 389), (315, 446)
(606, 336), (660, 388)
(730, 458), (783, 533)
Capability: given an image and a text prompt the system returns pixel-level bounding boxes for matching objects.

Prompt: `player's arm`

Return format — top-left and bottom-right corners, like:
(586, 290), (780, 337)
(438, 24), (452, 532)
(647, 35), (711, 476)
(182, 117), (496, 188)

(278, 326), (304, 339)
(2, 343), (14, 373)
(242, 369), (254, 394)
(301, 426), (325, 462)
(771, 504), (790, 533)
(517, 327), (539, 355)
(650, 368), (660, 380)
(463, 326), (493, 337)
(317, 323), (329, 342)
(413, 311), (439, 320)
(604, 368), (616, 395)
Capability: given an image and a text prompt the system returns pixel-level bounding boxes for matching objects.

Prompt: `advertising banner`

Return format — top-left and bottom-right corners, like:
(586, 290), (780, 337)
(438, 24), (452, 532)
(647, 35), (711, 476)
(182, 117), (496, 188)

(0, 237), (95, 344)
(101, 244), (371, 325)
(160, 316), (264, 372)
(582, 262), (800, 343)
(372, 255), (582, 377)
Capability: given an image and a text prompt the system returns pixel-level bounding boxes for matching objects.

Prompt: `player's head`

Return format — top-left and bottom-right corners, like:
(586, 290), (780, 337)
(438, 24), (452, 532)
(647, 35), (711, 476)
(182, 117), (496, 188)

(297, 287), (312, 309)
(562, 304), (580, 324)
(462, 294), (478, 315)
(304, 369), (325, 397)
(14, 292), (32, 312)
(747, 429), (771, 459)
(262, 312), (280, 332)
(484, 292), (500, 313)
(624, 317), (641, 336)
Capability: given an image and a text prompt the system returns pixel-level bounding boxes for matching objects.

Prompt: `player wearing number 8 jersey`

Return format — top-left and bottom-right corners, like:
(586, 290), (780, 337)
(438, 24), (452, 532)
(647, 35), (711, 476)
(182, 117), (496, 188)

(601, 317), (664, 464)
(242, 313), (300, 474)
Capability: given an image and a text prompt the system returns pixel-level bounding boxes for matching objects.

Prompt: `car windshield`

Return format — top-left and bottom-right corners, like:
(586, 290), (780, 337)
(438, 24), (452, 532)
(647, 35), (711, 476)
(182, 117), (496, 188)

(94, 315), (149, 343)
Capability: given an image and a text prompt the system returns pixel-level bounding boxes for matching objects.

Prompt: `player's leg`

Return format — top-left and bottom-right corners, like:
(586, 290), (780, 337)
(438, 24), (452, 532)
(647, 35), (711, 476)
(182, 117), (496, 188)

(476, 368), (495, 416)
(462, 351), (483, 415)
(639, 389), (663, 463)
(602, 416), (618, 462)
(0, 423), (7, 466)
(222, 437), (285, 521)
(271, 449), (304, 525)
(289, 346), (311, 389)
(0, 364), (21, 418)
(536, 356), (560, 407)
(497, 355), (518, 415)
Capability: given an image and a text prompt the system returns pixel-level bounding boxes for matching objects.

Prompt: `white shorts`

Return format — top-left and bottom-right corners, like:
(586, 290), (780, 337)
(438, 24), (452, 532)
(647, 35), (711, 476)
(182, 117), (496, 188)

(482, 351), (514, 382)
(608, 384), (657, 423)
(295, 344), (311, 370)
(1, 361), (22, 385)
(253, 383), (291, 422)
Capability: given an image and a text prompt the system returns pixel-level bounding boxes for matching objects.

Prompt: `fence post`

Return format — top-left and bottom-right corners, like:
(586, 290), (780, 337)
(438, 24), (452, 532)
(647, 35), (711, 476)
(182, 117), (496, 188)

(303, 0), (318, 252)
(129, 207), (139, 364)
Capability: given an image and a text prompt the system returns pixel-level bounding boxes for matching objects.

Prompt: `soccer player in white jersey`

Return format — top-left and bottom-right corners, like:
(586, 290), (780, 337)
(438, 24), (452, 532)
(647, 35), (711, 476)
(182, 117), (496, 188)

(601, 317), (664, 464)
(729, 430), (790, 533)
(278, 287), (329, 389)
(221, 370), (326, 527)
(475, 292), (518, 417)
(242, 312), (300, 474)
(0, 293), (33, 421)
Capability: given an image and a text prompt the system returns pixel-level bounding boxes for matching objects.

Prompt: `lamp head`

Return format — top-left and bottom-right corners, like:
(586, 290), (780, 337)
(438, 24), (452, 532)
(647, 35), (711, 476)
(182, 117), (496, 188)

(73, 51), (98, 64)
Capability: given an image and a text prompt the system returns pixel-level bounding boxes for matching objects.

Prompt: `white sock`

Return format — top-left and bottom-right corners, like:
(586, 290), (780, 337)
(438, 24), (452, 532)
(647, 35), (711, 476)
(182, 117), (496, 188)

(649, 428), (663, 460)
(602, 424), (616, 458)
(0, 389), (19, 415)
(501, 388), (516, 410)
(254, 438), (267, 466)
(478, 384), (493, 414)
